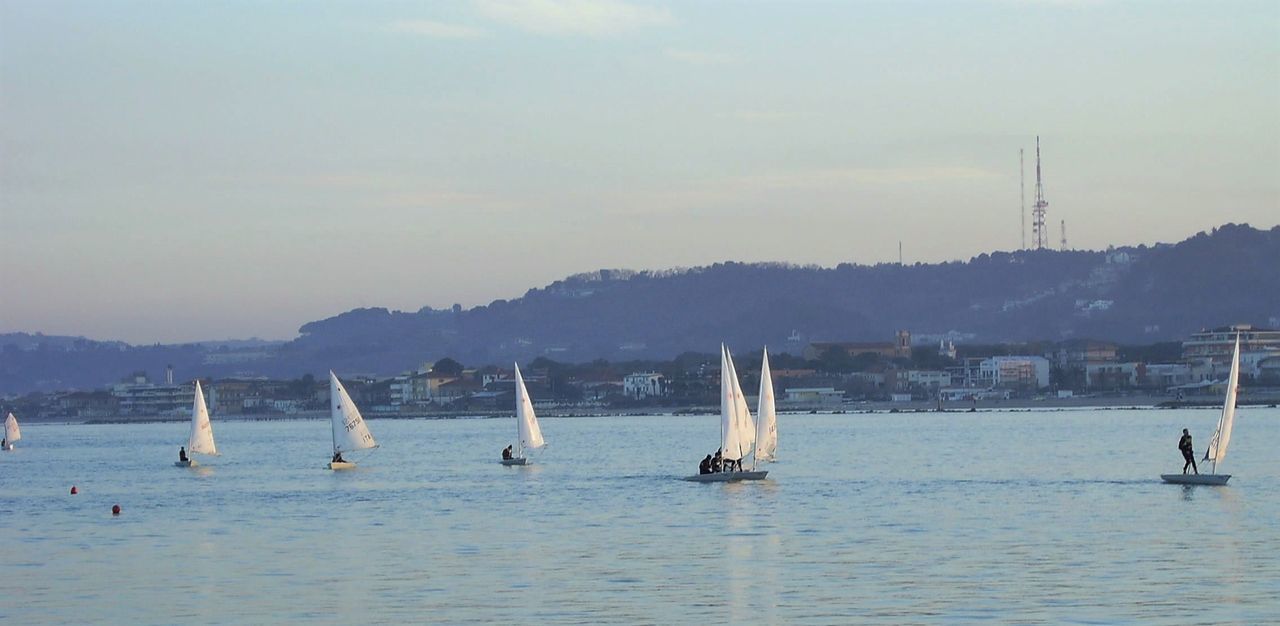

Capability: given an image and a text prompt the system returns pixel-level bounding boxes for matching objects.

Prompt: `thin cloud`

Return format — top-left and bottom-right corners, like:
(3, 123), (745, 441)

(731, 109), (801, 122)
(749, 166), (1000, 188)
(664, 48), (735, 66)
(389, 19), (488, 39)
(474, 0), (673, 37)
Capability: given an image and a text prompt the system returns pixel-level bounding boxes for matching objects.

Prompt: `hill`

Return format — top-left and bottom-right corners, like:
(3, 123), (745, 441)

(2, 223), (1277, 394)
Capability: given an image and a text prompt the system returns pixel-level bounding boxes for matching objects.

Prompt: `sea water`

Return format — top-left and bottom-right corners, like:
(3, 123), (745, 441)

(1, 408), (1277, 624)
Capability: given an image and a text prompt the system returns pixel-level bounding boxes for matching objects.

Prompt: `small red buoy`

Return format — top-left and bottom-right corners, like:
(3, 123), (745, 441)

(111, 504), (121, 516)
(70, 486), (78, 495)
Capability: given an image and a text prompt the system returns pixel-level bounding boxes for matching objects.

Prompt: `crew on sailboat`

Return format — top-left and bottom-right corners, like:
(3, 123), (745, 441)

(1178, 428), (1198, 475)
(502, 445), (513, 461)
(699, 455), (712, 474)
(332, 451), (346, 464)
(710, 449), (722, 472)
(178, 446), (188, 463)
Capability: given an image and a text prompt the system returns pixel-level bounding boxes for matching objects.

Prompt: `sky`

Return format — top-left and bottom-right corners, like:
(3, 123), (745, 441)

(2, 0), (1277, 344)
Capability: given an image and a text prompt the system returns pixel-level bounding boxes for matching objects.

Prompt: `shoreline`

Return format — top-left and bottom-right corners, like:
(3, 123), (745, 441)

(22, 395), (1277, 426)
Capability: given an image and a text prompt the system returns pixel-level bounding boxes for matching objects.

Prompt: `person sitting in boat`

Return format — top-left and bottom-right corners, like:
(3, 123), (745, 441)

(178, 446), (188, 463)
(710, 449), (722, 473)
(699, 454), (712, 475)
(502, 445), (513, 461)
(1178, 428), (1198, 475)
(332, 451), (346, 464)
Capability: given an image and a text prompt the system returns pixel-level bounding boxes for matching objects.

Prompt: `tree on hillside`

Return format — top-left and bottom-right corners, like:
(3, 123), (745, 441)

(432, 357), (464, 376)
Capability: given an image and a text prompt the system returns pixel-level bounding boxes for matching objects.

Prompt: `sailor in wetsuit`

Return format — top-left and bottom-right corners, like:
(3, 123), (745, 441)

(179, 446), (188, 463)
(1179, 428), (1198, 475)
(502, 445), (513, 461)
(699, 454), (712, 474)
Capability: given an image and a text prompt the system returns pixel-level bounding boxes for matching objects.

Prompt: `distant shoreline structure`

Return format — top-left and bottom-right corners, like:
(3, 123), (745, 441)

(28, 394), (1273, 427)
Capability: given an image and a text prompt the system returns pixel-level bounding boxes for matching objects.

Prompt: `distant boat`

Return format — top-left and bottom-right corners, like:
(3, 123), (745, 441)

(327, 371), (378, 470)
(684, 345), (768, 482)
(3, 412), (20, 451)
(175, 381), (218, 467)
(1162, 335), (1240, 486)
(501, 363), (545, 466)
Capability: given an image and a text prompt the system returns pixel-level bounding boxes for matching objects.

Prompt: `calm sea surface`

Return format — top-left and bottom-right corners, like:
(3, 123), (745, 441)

(2, 408), (1277, 625)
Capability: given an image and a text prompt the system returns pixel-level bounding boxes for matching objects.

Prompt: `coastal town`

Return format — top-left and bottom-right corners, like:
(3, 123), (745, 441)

(6, 324), (1279, 421)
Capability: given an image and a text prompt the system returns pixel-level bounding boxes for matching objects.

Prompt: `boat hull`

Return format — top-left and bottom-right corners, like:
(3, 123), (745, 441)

(328, 462), (357, 470)
(682, 471), (769, 483)
(500, 458), (529, 466)
(1161, 473), (1230, 485)
(2, 444), (13, 451)
(174, 460), (198, 468)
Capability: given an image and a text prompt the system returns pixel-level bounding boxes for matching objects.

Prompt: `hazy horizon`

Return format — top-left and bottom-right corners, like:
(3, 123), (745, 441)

(3, 1), (1277, 343)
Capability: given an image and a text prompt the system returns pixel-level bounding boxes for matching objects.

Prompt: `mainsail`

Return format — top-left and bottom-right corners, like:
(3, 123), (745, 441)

(330, 371), (378, 454)
(514, 363), (545, 457)
(4, 412), (20, 444)
(1204, 335), (1240, 467)
(185, 381), (218, 456)
(720, 345), (756, 461)
(755, 348), (777, 463)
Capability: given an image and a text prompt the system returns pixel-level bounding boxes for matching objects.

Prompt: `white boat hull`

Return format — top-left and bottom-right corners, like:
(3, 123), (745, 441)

(682, 470), (768, 483)
(500, 458), (529, 466)
(328, 462), (357, 470)
(174, 460), (198, 467)
(1161, 473), (1230, 486)
(2, 444), (13, 451)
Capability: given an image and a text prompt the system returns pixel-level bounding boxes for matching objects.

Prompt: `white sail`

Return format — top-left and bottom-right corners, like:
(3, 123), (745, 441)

(1205, 335), (1240, 466)
(4, 412), (19, 444)
(185, 381), (218, 456)
(755, 348), (777, 463)
(720, 345), (755, 461)
(330, 371), (378, 453)
(514, 363), (545, 457)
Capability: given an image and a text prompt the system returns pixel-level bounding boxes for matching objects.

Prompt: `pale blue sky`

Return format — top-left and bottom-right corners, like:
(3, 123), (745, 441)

(2, 0), (1277, 343)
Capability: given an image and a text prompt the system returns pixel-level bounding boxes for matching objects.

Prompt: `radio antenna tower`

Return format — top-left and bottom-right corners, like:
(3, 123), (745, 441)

(1060, 219), (1067, 251)
(1020, 148), (1026, 250)
(1032, 136), (1049, 249)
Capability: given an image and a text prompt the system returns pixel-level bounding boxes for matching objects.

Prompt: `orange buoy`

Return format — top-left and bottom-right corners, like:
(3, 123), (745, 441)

(111, 504), (121, 515)
(70, 486), (78, 495)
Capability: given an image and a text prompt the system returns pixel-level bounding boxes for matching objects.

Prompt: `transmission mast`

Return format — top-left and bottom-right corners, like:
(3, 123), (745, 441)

(1060, 219), (1067, 251)
(1020, 148), (1026, 250)
(1031, 136), (1049, 249)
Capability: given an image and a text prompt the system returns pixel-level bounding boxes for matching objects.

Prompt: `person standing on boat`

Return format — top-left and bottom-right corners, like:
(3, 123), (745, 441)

(178, 446), (188, 463)
(1178, 428), (1198, 474)
(502, 445), (513, 461)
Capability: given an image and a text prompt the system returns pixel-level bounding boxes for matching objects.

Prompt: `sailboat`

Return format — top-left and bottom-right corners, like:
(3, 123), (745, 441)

(500, 363), (546, 466)
(327, 371), (378, 470)
(1162, 335), (1240, 486)
(683, 345), (768, 482)
(755, 347), (777, 465)
(175, 381), (218, 467)
(2, 413), (20, 451)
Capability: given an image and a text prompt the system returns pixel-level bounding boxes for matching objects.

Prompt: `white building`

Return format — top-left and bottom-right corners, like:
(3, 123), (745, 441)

(623, 372), (666, 400)
(978, 356), (1051, 389)
(784, 387), (845, 405)
(1183, 324), (1280, 363)
(907, 370), (951, 388)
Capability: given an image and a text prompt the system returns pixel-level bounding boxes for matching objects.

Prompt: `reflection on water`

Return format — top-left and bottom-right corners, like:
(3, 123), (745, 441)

(1, 408), (1278, 624)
